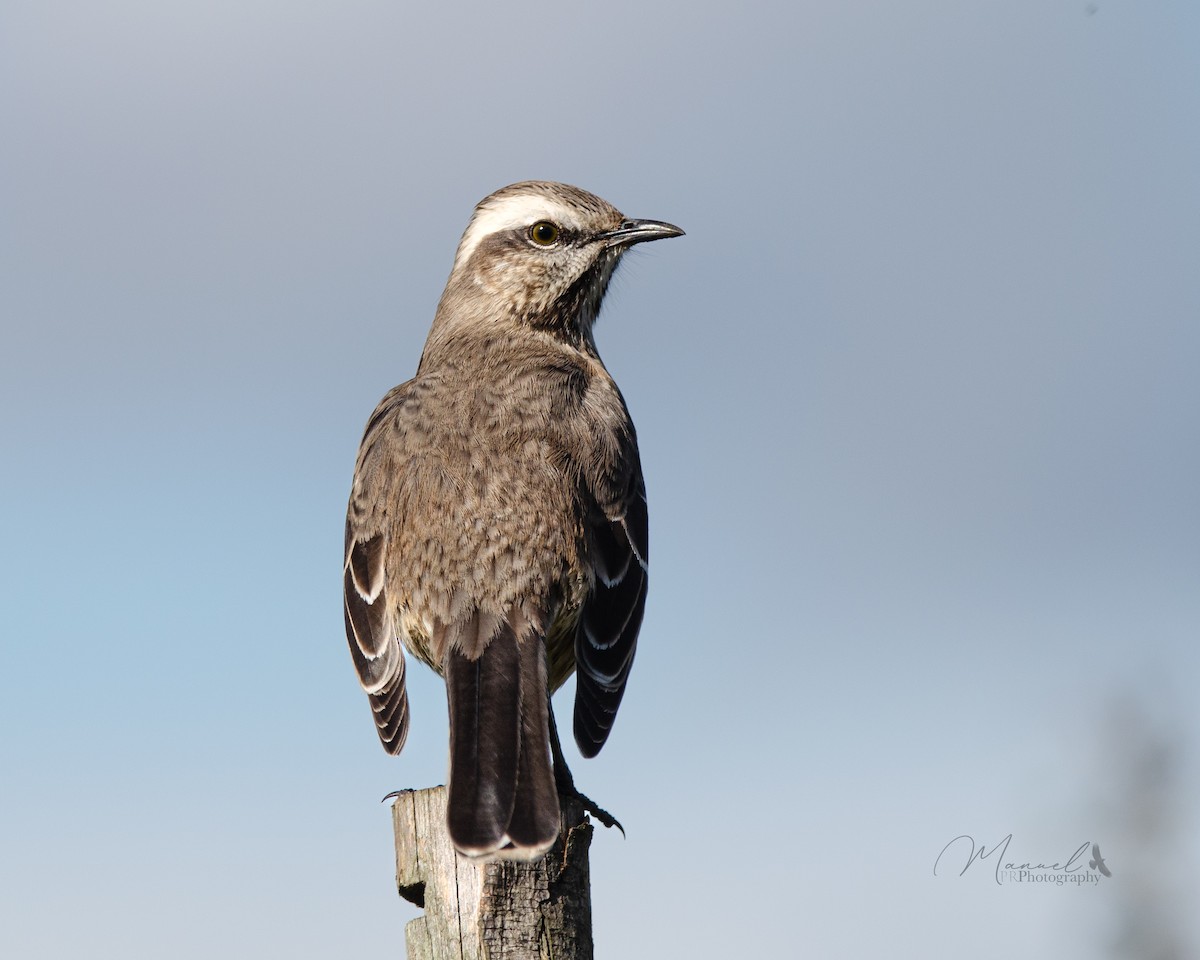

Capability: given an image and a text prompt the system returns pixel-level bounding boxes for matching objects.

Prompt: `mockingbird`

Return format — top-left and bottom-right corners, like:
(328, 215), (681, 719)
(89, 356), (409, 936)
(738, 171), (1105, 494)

(343, 181), (683, 859)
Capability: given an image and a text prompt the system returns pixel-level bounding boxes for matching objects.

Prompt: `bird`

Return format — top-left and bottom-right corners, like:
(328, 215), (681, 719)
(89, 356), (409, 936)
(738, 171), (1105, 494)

(343, 181), (683, 860)
(1089, 842), (1111, 877)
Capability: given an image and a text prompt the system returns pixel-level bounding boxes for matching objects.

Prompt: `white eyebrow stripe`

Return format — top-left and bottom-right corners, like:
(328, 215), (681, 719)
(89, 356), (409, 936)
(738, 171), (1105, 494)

(453, 195), (583, 271)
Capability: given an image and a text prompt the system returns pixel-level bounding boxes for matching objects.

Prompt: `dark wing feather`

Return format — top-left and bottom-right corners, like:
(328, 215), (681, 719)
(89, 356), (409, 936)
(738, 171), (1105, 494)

(574, 482), (648, 758)
(348, 533), (386, 609)
(343, 550), (409, 755)
(344, 386), (416, 757)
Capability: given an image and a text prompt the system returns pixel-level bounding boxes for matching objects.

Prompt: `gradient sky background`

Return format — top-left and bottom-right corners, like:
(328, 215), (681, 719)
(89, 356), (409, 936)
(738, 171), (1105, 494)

(2, 1), (1198, 957)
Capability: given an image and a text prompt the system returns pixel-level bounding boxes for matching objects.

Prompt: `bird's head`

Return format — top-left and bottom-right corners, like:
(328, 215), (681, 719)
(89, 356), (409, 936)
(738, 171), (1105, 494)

(433, 181), (683, 347)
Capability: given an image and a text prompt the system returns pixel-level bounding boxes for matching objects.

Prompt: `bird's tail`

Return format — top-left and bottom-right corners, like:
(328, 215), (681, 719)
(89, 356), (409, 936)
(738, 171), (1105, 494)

(445, 617), (560, 859)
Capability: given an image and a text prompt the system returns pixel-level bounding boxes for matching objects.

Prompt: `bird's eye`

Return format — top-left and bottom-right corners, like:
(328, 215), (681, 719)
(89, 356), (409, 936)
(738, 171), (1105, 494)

(529, 221), (560, 246)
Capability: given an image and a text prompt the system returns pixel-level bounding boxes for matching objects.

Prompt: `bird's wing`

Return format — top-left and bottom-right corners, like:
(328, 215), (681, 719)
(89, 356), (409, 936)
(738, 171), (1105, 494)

(343, 382), (413, 756)
(573, 461), (648, 759)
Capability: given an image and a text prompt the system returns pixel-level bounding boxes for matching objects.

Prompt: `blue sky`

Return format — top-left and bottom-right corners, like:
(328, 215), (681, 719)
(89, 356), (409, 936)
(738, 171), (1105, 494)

(2, 1), (1198, 956)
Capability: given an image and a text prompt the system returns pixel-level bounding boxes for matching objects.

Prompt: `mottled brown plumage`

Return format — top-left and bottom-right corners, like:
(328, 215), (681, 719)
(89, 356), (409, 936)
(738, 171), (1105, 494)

(343, 181), (682, 858)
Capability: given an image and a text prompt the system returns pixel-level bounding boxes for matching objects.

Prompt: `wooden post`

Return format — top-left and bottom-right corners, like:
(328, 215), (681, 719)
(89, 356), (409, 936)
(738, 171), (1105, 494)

(391, 786), (594, 960)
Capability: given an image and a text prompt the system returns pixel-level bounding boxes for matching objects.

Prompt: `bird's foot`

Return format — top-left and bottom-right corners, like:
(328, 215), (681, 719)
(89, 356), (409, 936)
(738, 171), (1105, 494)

(546, 705), (624, 835)
(570, 789), (625, 837)
(554, 773), (624, 836)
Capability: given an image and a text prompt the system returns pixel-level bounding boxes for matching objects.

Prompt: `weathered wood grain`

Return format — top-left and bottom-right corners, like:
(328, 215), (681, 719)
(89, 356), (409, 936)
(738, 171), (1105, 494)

(391, 786), (593, 960)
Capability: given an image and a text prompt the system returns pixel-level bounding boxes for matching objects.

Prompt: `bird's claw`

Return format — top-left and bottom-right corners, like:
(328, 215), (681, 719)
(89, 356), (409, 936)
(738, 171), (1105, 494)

(556, 782), (625, 837)
(576, 793), (625, 837)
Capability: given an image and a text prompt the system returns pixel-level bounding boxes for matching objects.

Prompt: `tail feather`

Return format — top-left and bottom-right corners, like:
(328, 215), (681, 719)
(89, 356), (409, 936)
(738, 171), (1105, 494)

(446, 617), (520, 854)
(504, 634), (560, 854)
(445, 615), (559, 859)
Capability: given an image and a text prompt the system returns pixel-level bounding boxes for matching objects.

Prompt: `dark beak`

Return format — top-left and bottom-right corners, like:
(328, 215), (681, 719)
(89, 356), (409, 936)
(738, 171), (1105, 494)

(598, 218), (685, 247)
